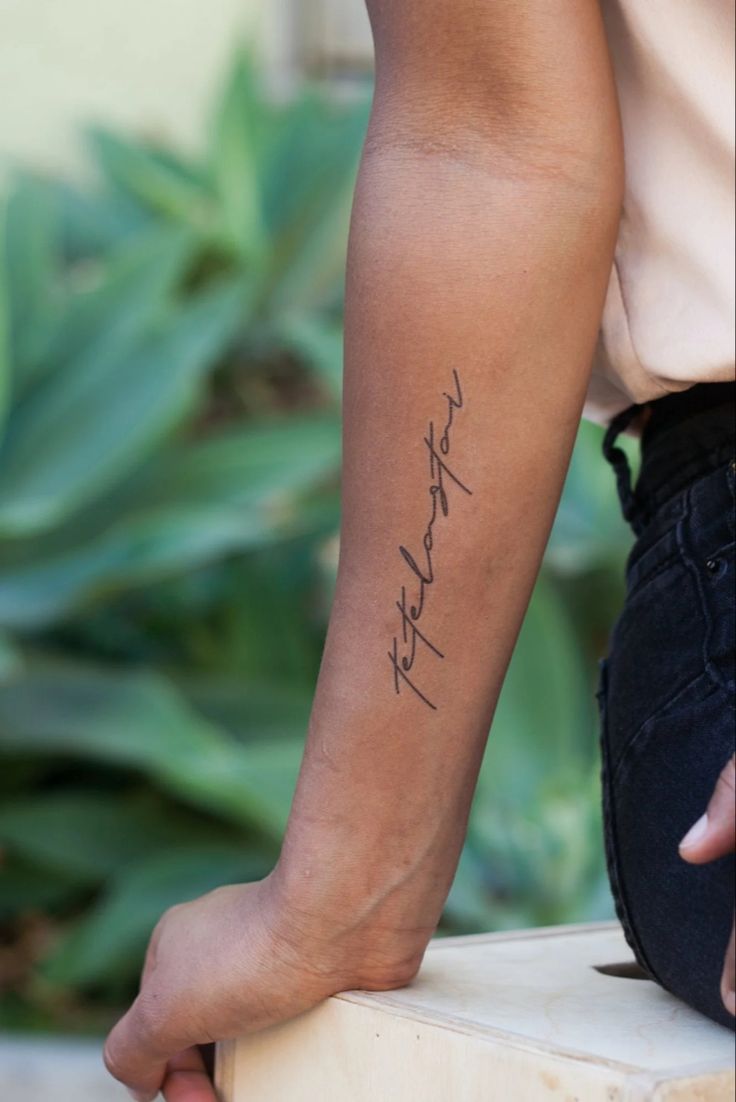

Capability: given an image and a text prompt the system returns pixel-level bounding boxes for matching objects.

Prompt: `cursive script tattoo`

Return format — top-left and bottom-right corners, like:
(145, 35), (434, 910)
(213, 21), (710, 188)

(388, 368), (472, 710)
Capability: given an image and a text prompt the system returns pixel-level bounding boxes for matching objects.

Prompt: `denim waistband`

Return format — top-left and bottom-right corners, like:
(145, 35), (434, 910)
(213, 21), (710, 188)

(602, 381), (735, 536)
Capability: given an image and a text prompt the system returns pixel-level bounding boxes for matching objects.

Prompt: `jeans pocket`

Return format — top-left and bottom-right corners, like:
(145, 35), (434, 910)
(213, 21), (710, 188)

(604, 672), (735, 1027)
(605, 553), (705, 764)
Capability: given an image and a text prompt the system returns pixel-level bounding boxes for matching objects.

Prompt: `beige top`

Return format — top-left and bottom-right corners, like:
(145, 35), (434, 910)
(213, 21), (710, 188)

(583, 0), (736, 427)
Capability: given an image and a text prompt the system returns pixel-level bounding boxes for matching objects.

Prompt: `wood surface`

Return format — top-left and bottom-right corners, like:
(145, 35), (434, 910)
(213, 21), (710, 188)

(215, 921), (735, 1101)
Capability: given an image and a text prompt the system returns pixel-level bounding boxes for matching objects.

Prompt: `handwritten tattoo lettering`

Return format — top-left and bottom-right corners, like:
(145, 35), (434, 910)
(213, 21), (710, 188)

(388, 368), (472, 710)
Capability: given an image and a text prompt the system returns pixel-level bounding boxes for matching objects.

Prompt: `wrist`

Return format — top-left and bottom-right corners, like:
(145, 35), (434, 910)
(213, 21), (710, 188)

(261, 861), (431, 992)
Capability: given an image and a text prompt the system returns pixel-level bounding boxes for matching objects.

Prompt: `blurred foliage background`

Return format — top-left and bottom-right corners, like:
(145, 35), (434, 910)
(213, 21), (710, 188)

(0, 50), (636, 1035)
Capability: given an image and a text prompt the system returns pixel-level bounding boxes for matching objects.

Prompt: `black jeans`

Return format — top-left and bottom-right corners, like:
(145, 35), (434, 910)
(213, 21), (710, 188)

(598, 381), (735, 1030)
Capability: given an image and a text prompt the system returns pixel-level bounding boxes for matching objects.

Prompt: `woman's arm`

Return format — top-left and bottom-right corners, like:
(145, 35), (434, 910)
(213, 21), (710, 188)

(104, 3), (624, 1098)
(272, 0), (625, 981)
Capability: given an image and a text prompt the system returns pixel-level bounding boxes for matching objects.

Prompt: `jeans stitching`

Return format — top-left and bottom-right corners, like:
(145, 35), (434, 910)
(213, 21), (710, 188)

(625, 551), (681, 603)
(727, 458), (736, 500)
(677, 470), (735, 697)
(610, 668), (714, 791)
(622, 490), (687, 587)
(596, 659), (659, 982)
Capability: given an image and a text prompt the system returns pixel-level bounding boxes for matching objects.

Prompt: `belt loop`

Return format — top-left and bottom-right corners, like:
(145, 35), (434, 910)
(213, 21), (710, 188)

(602, 402), (646, 530)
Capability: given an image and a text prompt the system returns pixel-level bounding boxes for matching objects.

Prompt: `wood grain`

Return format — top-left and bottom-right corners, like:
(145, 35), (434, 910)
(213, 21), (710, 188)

(216, 922), (735, 1101)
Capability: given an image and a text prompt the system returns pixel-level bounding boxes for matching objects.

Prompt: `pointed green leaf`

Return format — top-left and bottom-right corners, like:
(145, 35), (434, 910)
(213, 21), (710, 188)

(3, 175), (60, 383)
(0, 197), (10, 438)
(0, 415), (340, 627)
(52, 177), (155, 260)
(0, 278), (244, 537)
(277, 316), (343, 400)
(0, 630), (19, 679)
(0, 791), (243, 883)
(87, 127), (214, 232)
(0, 665), (301, 836)
(209, 48), (267, 258)
(45, 225), (195, 381)
(263, 96), (369, 312)
(0, 855), (80, 922)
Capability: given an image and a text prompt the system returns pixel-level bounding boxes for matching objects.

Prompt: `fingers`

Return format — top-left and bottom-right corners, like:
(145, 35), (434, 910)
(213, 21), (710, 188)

(677, 757), (736, 1018)
(162, 1048), (218, 1102)
(104, 995), (180, 1102)
(104, 999), (219, 1102)
(679, 754), (736, 864)
(722, 920), (736, 1018)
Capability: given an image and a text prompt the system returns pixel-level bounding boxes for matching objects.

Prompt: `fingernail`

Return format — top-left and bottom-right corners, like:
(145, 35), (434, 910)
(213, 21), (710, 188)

(679, 813), (709, 850)
(127, 1091), (154, 1102)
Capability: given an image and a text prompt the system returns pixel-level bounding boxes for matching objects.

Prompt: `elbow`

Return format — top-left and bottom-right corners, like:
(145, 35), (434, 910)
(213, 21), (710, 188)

(364, 1), (625, 219)
(355, 109), (624, 268)
(361, 100), (624, 223)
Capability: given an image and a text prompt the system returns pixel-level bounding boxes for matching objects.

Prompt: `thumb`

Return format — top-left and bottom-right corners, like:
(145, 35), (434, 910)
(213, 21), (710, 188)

(679, 754), (736, 864)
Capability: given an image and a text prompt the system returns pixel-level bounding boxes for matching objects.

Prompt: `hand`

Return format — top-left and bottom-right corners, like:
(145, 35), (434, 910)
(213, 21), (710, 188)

(679, 753), (736, 1018)
(103, 873), (409, 1101)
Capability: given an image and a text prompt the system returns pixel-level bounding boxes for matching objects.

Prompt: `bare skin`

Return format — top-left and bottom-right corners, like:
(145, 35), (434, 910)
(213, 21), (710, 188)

(104, 3), (632, 1098)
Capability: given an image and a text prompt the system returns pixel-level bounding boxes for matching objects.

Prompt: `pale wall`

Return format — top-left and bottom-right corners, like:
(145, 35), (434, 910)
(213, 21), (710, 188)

(0, 0), (280, 176)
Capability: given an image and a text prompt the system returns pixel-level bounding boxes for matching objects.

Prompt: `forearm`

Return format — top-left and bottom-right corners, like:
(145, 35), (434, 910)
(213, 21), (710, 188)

(271, 156), (621, 980)
(272, 37), (624, 986)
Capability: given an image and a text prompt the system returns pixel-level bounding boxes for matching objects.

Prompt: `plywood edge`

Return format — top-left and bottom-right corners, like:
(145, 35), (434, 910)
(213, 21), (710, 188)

(626, 1065), (736, 1102)
(214, 1038), (236, 1102)
(332, 987), (646, 1076)
(662, 1057), (736, 1080)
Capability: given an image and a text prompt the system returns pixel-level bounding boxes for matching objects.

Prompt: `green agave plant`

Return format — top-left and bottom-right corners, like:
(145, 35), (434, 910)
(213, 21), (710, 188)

(0, 49), (362, 1023)
(0, 48), (634, 1029)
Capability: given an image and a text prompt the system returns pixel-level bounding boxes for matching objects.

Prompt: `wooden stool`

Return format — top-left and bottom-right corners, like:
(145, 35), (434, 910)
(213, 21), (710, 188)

(215, 921), (735, 1101)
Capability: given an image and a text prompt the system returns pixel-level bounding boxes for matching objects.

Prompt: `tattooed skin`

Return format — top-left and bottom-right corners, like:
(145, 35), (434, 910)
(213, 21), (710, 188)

(388, 368), (473, 710)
